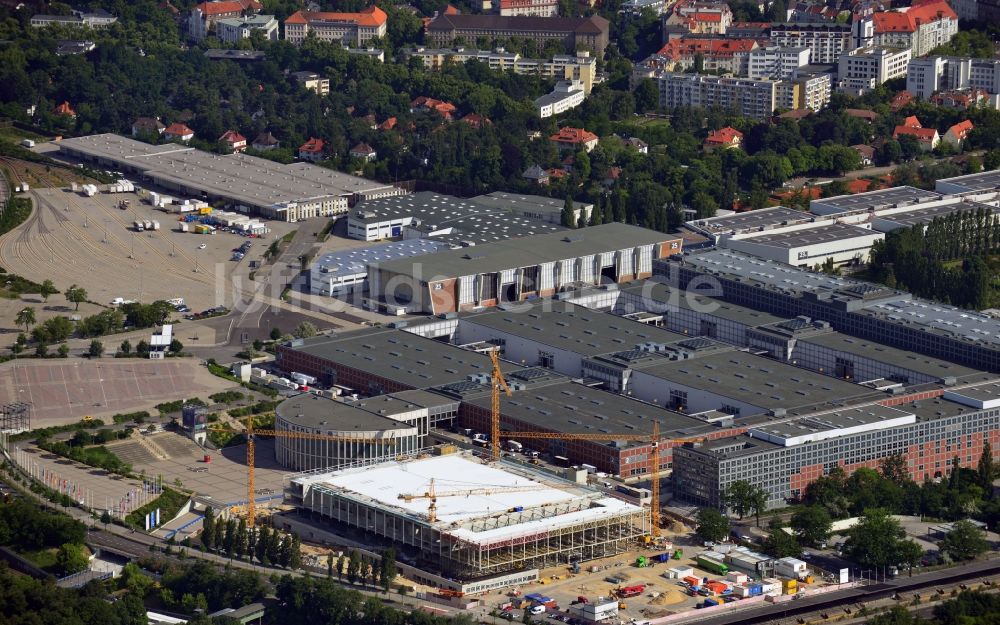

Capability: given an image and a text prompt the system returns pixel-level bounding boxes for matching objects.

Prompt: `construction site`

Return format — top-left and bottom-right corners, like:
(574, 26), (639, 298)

(286, 452), (648, 581)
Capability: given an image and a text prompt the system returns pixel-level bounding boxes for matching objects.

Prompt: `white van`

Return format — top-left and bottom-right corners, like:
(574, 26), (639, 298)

(528, 605), (546, 615)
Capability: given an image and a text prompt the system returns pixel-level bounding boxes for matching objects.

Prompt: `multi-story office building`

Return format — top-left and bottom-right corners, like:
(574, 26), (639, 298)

(187, 0), (260, 41)
(283, 7), (388, 46)
(215, 14), (278, 42)
(837, 46), (911, 95)
(907, 56), (1000, 100)
(404, 48), (598, 93)
(424, 15), (610, 53)
(768, 24), (852, 64)
(535, 80), (586, 118)
(655, 73), (778, 120)
(747, 46), (811, 80)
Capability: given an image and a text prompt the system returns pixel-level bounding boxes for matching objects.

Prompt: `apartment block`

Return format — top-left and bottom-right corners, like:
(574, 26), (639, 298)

(424, 15), (610, 52)
(283, 7), (387, 46)
(747, 46), (811, 80)
(499, 0), (558, 17)
(404, 48), (598, 93)
(870, 1), (958, 57)
(768, 24), (852, 64)
(778, 71), (832, 111)
(656, 73), (777, 120)
(215, 14), (278, 42)
(535, 80), (586, 118)
(837, 46), (911, 95)
(907, 56), (1000, 100)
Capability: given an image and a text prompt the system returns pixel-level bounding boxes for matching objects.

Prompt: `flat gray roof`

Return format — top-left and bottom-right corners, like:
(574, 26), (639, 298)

(350, 191), (563, 244)
(621, 280), (785, 327)
(58, 134), (393, 210)
(467, 380), (716, 443)
(313, 239), (451, 279)
(811, 186), (941, 214)
(285, 328), (518, 388)
(275, 393), (415, 431)
(747, 403), (911, 440)
(736, 223), (881, 248)
(797, 332), (987, 381)
(461, 300), (685, 357)
(687, 206), (814, 235)
(636, 350), (882, 416)
(936, 170), (1000, 193)
(374, 223), (674, 280)
(859, 299), (1000, 348)
(874, 200), (1000, 230)
(909, 394), (987, 421)
(470, 191), (585, 215)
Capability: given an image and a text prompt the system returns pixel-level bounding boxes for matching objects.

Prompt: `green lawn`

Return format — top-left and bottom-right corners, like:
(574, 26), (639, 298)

(0, 126), (46, 144)
(20, 547), (59, 573)
(125, 487), (190, 530)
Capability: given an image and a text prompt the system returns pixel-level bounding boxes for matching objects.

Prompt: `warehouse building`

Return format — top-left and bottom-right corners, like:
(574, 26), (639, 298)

(287, 452), (647, 579)
(275, 327), (520, 395)
(345, 191), (564, 243)
(660, 249), (1000, 371)
(935, 170), (1000, 195)
(469, 191), (593, 225)
(57, 134), (402, 221)
(673, 389), (1000, 509)
(309, 239), (450, 297)
(368, 223), (682, 315)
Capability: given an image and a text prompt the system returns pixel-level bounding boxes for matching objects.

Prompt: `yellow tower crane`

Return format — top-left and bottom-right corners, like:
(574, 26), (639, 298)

(207, 416), (395, 527)
(489, 348), (511, 462)
(398, 478), (549, 523)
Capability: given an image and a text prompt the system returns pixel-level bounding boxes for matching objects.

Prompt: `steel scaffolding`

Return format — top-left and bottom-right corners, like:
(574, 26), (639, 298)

(0, 402), (30, 433)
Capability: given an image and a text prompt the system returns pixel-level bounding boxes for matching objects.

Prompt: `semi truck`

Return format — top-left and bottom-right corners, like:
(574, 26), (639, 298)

(696, 556), (729, 576)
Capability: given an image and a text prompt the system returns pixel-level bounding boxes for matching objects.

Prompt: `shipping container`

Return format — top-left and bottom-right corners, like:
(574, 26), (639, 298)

(179, 222), (189, 232)
(682, 576), (701, 587)
(151, 220), (160, 230)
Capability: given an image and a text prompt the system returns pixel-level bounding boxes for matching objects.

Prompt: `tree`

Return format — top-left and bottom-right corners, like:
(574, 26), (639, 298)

(790, 506), (832, 546)
(288, 536), (301, 570)
(348, 549), (362, 583)
(292, 322), (317, 339)
(119, 340), (132, 355)
(88, 340), (104, 358)
(763, 526), (802, 558)
(136, 340), (150, 357)
(39, 279), (57, 302)
(379, 548), (397, 592)
(726, 480), (767, 526)
(169, 338), (183, 354)
(121, 562), (153, 597)
(879, 454), (911, 486)
(978, 441), (994, 489)
(57, 343), (69, 358)
(55, 542), (89, 575)
(15, 307), (35, 333)
(561, 195), (576, 228)
(695, 507), (729, 543)
(269, 327), (282, 341)
(897, 539), (923, 577)
(35, 343), (48, 357)
(844, 508), (905, 568)
(64, 284), (88, 311)
(327, 552), (334, 577)
(940, 520), (989, 561)
(336, 554), (346, 581)
(201, 507), (215, 551)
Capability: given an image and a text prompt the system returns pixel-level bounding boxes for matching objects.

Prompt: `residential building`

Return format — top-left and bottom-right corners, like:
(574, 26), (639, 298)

(641, 38), (759, 75)
(906, 56), (1000, 100)
(622, 0), (667, 16)
(747, 46), (811, 80)
(411, 96), (458, 119)
(163, 123), (195, 142)
(626, 137), (649, 154)
(665, 0), (733, 34)
(345, 46), (385, 62)
(943, 120), (973, 150)
(214, 14), (278, 42)
(499, 0), (558, 17)
(53, 101), (77, 118)
(188, 0), (261, 41)
(460, 113), (490, 128)
(893, 115), (939, 151)
(655, 73), (778, 120)
(522, 164), (550, 185)
(403, 48), (598, 94)
(31, 9), (117, 28)
(777, 70), (832, 111)
(836, 46), (911, 95)
(298, 137), (326, 162)
(870, 1), (958, 57)
(931, 88), (993, 109)
(291, 71), (330, 95)
(132, 117), (165, 137)
(703, 127), (743, 152)
(350, 142), (377, 162)
(852, 144), (875, 166)
(535, 80), (586, 118)
(549, 127), (599, 152)
(283, 7), (388, 46)
(251, 131), (279, 151)
(56, 40), (96, 55)
(424, 15), (610, 53)
(768, 24), (852, 64)
(219, 130), (247, 153)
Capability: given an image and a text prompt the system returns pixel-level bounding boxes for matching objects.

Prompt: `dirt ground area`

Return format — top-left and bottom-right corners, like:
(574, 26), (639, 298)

(0, 358), (233, 427)
(0, 156), (94, 189)
(0, 186), (297, 314)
